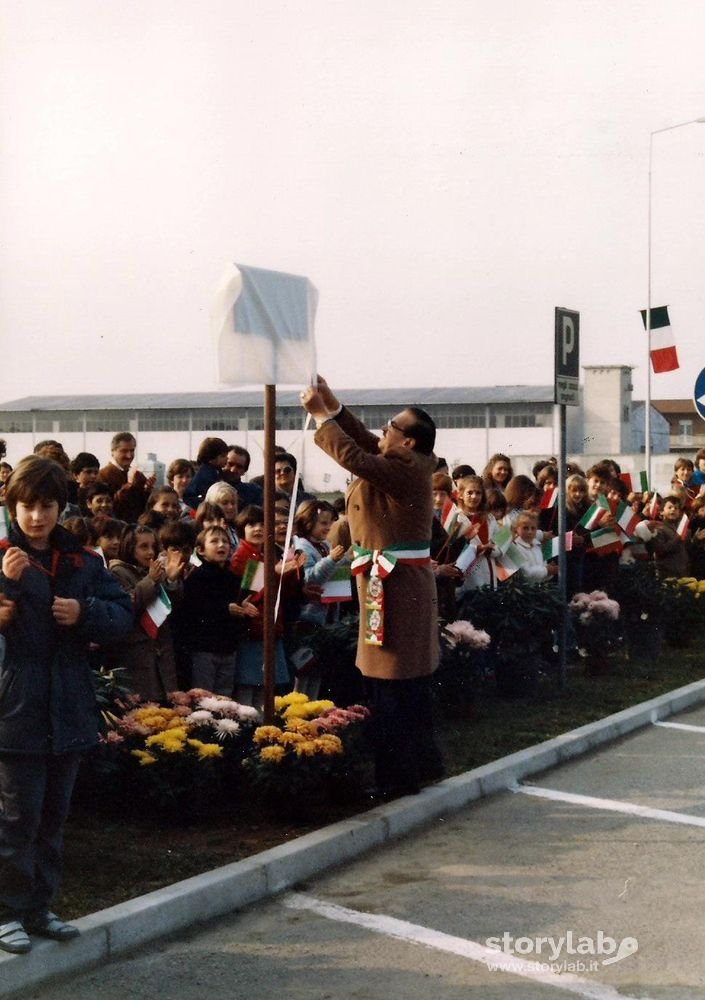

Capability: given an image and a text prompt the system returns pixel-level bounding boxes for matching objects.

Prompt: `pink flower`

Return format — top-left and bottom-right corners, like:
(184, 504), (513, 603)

(444, 620), (491, 650)
(168, 691), (193, 707)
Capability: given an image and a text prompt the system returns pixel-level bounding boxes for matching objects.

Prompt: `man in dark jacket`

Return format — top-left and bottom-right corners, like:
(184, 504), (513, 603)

(0, 457), (133, 954)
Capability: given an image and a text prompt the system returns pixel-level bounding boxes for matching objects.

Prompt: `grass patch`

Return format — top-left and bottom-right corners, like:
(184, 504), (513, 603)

(57, 647), (705, 920)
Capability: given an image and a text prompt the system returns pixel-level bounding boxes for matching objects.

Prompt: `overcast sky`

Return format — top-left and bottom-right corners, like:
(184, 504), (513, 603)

(1, 0), (705, 406)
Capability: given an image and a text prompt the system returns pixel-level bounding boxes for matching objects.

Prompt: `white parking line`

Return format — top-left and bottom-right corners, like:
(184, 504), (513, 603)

(654, 721), (705, 734)
(283, 892), (644, 999)
(512, 782), (705, 828)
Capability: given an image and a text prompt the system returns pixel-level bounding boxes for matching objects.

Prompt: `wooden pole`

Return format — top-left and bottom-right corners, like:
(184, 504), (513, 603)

(262, 384), (276, 723)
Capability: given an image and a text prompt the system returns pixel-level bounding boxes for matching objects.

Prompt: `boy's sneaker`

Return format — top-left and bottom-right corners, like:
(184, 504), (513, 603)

(0, 920), (32, 954)
(26, 911), (80, 942)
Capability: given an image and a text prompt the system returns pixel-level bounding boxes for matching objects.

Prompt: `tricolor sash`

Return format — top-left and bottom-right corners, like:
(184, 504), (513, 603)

(351, 541), (431, 646)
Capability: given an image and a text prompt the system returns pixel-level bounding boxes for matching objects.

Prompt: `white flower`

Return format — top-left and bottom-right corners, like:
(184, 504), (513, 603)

(186, 710), (214, 723)
(235, 705), (260, 721)
(197, 697), (230, 713)
(640, 612), (649, 621)
(214, 718), (241, 739)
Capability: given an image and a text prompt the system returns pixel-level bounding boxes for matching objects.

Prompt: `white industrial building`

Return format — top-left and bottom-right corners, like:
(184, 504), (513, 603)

(0, 366), (674, 492)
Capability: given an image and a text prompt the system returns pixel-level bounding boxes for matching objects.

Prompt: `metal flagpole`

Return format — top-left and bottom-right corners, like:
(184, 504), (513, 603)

(646, 115), (705, 483)
(645, 131), (653, 484)
(262, 384), (276, 724)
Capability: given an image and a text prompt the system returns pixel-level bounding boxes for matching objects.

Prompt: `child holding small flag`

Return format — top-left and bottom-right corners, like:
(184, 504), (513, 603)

(430, 474), (466, 620)
(230, 505), (302, 707)
(638, 494), (690, 579)
(293, 499), (350, 627)
(103, 525), (186, 701)
(455, 475), (499, 594)
(513, 512), (557, 582)
(181, 526), (257, 695)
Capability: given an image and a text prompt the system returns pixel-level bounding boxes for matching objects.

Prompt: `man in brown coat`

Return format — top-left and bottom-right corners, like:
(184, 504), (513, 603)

(301, 376), (443, 798)
(98, 432), (155, 524)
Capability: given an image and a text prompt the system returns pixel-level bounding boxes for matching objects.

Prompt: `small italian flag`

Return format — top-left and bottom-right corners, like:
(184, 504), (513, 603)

(0, 507), (10, 541)
(579, 494), (611, 530)
(589, 527), (623, 555)
(619, 471), (649, 494)
(491, 523), (513, 555)
(640, 305), (679, 374)
(645, 493), (661, 520)
(440, 498), (471, 540)
(615, 501), (642, 538)
(320, 564), (353, 604)
(540, 488), (558, 510)
(454, 541), (477, 575)
(240, 558), (266, 594)
(140, 586), (172, 639)
(542, 532), (574, 560)
(676, 513), (690, 541)
(495, 544), (525, 582)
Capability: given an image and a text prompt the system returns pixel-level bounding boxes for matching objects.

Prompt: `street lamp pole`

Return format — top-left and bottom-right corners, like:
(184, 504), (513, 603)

(646, 116), (705, 483)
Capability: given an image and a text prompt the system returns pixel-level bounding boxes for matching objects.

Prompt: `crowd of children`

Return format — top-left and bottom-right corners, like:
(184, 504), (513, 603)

(3, 438), (705, 711)
(429, 449), (705, 619)
(2, 439), (705, 707)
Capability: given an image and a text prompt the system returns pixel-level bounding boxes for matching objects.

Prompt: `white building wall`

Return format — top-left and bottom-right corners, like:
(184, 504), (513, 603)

(1, 414), (678, 497)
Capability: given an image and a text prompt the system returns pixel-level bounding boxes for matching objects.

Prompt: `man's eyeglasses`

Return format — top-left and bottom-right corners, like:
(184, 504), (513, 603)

(385, 419), (410, 436)
(276, 466), (294, 475)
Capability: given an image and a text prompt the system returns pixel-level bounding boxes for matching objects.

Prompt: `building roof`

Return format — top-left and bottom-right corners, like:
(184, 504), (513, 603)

(0, 386), (557, 412)
(651, 399), (697, 415)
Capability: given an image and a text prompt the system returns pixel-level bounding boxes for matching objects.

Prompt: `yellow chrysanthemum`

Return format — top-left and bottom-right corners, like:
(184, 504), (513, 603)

(293, 740), (319, 757)
(138, 715), (169, 731)
(274, 692), (309, 710)
(134, 706), (177, 723)
(282, 699), (335, 720)
(278, 730), (304, 745)
(253, 725), (284, 744)
(260, 745), (286, 763)
(145, 728), (188, 752)
(167, 716), (188, 730)
(283, 718), (319, 737)
(315, 734), (343, 755)
(131, 750), (158, 766)
(195, 742), (223, 760)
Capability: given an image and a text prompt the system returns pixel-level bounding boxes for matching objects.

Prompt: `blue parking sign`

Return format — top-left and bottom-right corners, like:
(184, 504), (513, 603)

(695, 368), (705, 420)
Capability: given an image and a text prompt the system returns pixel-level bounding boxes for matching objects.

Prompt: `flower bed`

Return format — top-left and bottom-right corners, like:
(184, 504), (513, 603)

(78, 686), (371, 822)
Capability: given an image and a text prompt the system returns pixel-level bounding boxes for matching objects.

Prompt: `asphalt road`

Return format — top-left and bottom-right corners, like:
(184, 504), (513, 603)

(27, 702), (705, 1000)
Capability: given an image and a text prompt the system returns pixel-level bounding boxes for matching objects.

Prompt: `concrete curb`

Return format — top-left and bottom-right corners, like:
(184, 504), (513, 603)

(4, 675), (705, 998)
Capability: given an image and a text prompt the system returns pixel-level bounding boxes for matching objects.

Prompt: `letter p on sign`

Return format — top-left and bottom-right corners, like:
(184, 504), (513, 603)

(555, 307), (579, 406)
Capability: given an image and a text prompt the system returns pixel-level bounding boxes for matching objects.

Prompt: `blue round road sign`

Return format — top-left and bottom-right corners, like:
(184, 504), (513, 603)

(695, 368), (705, 421)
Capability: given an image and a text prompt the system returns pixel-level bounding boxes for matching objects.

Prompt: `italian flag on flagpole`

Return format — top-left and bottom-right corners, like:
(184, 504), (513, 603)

(0, 507), (10, 541)
(579, 494), (611, 530)
(640, 305), (679, 373)
(540, 488), (558, 510)
(240, 558), (266, 595)
(140, 586), (172, 640)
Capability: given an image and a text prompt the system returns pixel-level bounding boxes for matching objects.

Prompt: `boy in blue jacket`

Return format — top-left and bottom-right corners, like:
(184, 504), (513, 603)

(0, 457), (133, 954)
